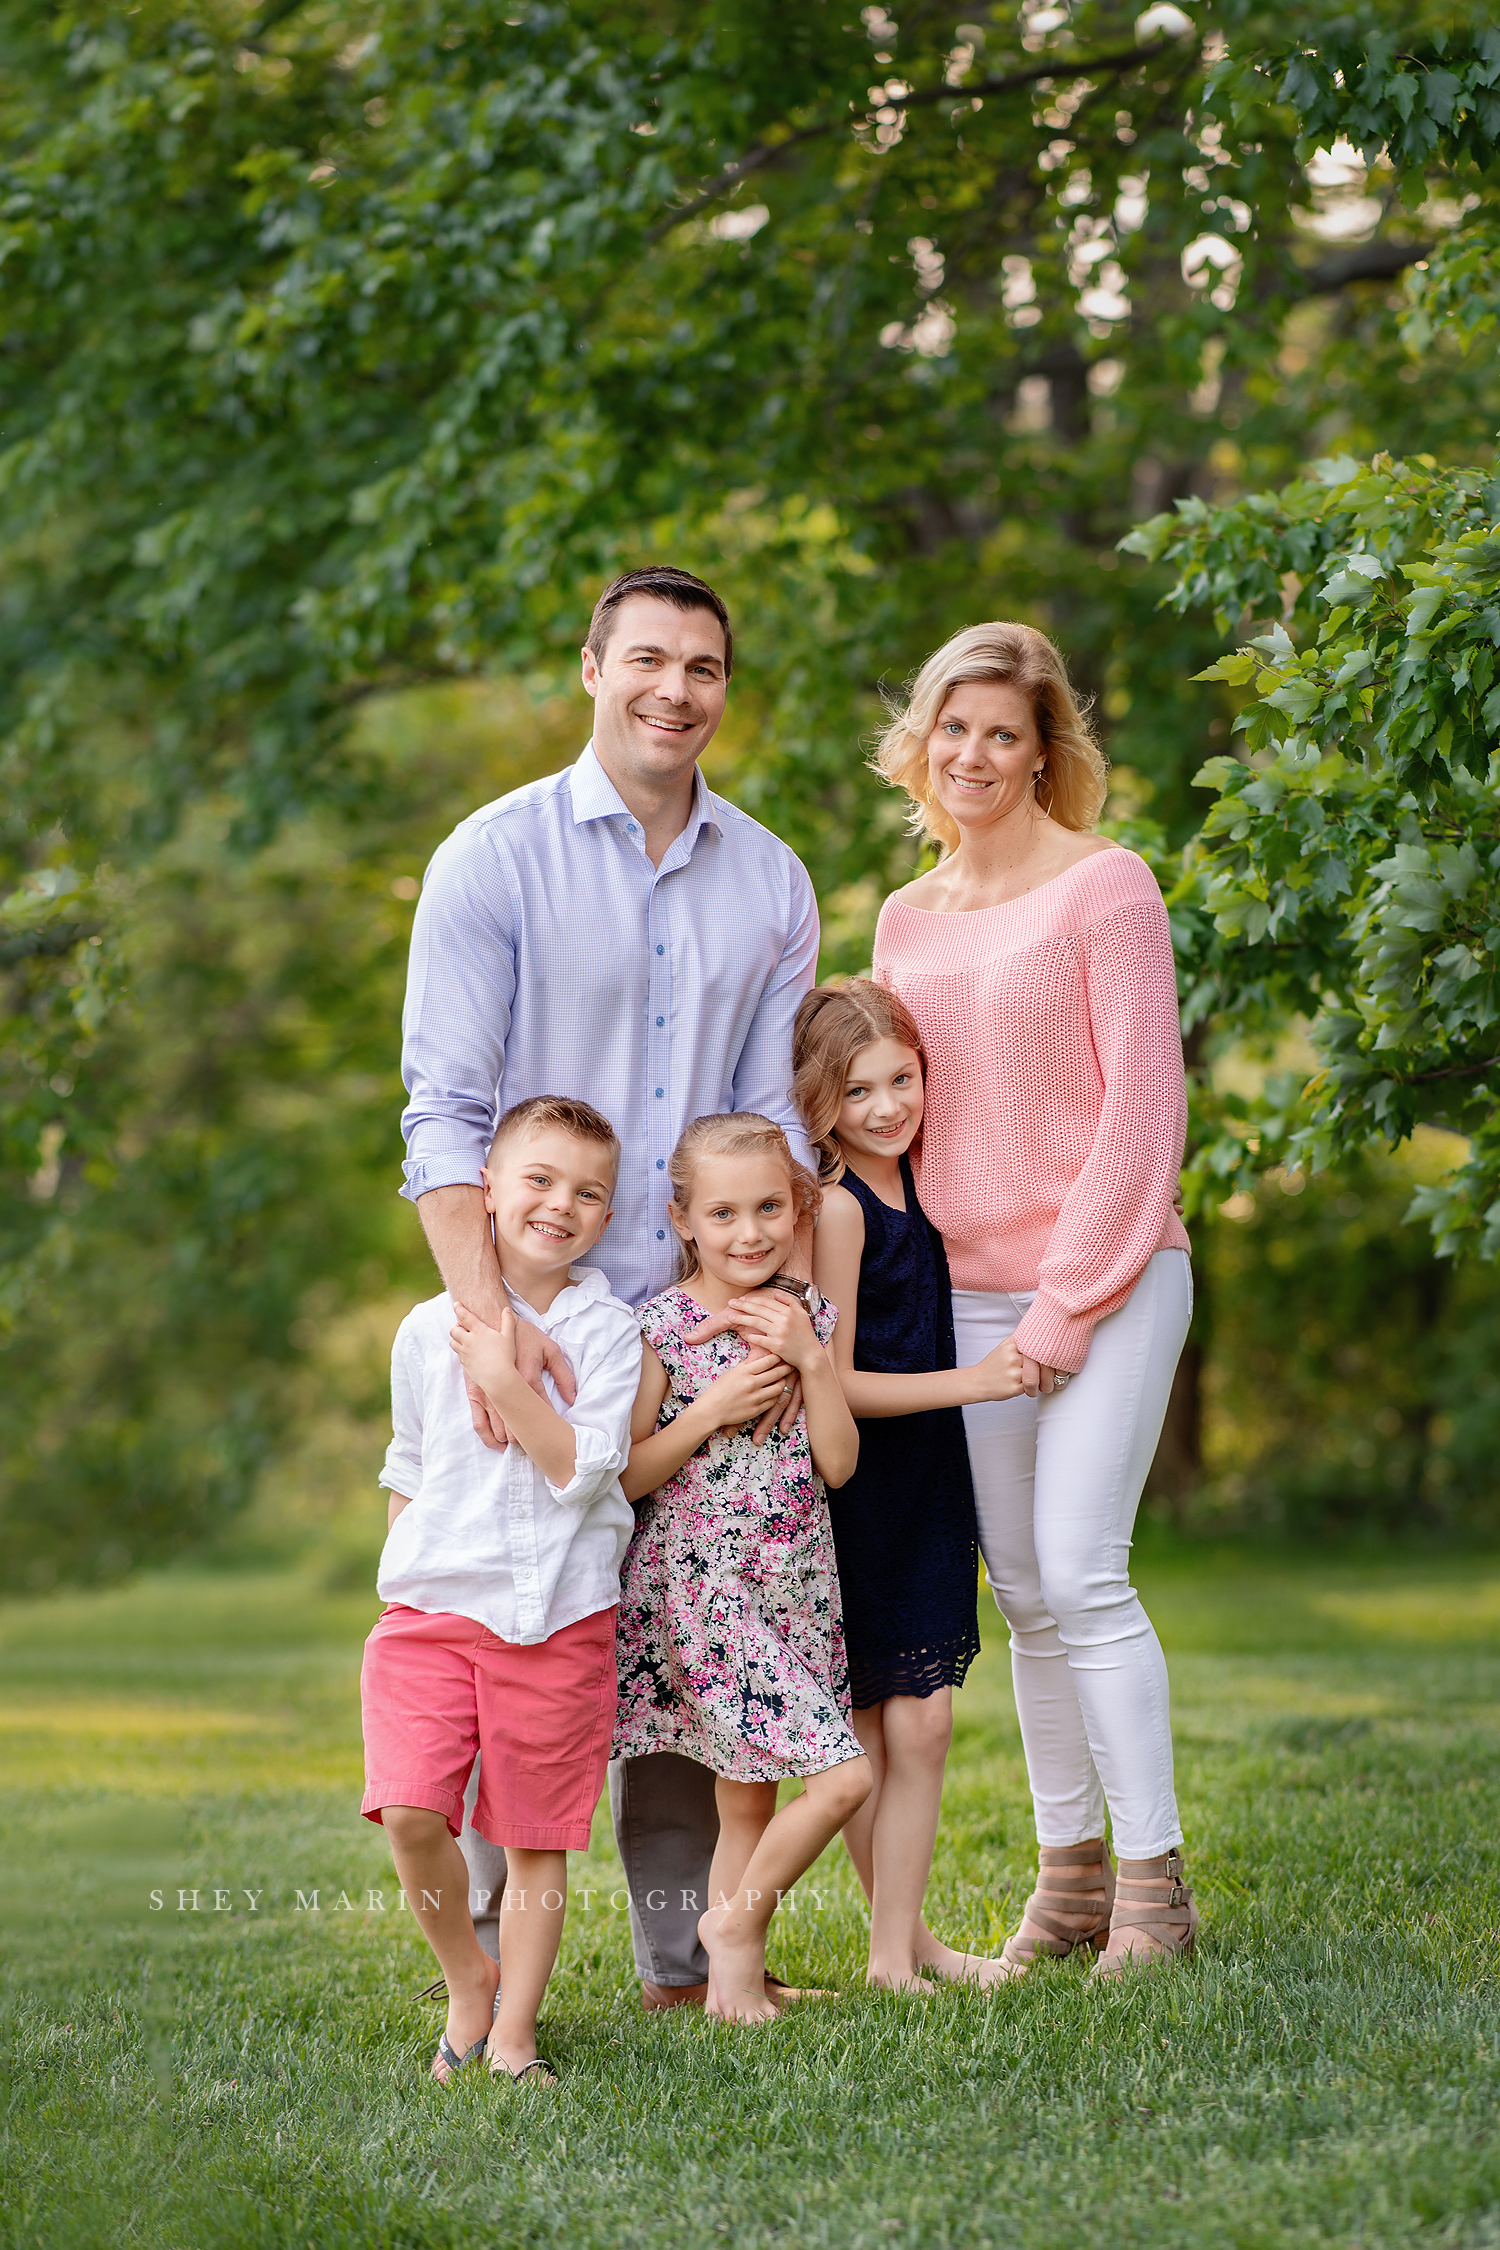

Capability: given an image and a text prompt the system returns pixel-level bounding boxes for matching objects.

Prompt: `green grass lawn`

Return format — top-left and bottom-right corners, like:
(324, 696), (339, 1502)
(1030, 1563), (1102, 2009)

(2, 1547), (1499, 2249)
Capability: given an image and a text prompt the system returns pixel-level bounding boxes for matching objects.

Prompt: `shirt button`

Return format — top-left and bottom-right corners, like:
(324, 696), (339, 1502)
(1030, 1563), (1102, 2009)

(626, 821), (637, 833)
(656, 1015), (664, 1027)
(656, 1229), (666, 1240)
(655, 1088), (664, 1098)
(656, 1159), (665, 1170)
(655, 944), (664, 956)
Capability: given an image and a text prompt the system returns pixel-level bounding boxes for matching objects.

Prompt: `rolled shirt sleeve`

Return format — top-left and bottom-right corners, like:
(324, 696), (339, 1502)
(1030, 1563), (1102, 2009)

(378, 1326), (426, 1496)
(541, 1312), (644, 1508)
(399, 822), (519, 1203)
(729, 857), (820, 1173)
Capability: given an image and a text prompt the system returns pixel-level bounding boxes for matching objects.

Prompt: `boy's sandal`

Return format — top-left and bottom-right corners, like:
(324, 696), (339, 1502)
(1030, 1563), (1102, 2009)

(1090, 1849), (1198, 1980)
(432, 2029), (489, 2082)
(431, 1983), (502, 2082)
(489, 2055), (558, 2088)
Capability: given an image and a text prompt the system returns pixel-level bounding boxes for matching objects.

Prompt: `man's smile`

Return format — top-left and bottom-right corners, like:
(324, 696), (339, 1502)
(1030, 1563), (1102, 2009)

(633, 708), (698, 736)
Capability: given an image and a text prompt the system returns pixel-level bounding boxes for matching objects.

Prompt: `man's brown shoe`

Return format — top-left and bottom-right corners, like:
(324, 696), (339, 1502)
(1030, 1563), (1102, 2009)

(640, 1974), (829, 2012)
(641, 1979), (709, 2011)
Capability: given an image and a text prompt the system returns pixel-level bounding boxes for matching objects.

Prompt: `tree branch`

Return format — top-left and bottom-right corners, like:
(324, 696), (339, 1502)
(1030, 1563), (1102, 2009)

(1298, 238), (1431, 292)
(649, 38), (1179, 241)
(893, 37), (1175, 120)
(0, 924), (97, 968)
(1398, 1054), (1500, 1084)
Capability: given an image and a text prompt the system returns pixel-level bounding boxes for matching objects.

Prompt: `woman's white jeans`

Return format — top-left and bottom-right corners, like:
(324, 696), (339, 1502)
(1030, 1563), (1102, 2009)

(953, 1250), (1192, 1860)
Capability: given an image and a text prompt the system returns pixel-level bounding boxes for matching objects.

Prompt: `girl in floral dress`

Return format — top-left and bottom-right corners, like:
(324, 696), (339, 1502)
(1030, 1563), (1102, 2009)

(615, 1113), (871, 2022)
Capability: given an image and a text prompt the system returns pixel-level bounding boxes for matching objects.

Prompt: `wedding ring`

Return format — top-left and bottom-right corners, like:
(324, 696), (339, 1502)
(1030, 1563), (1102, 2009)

(1052, 1372), (1070, 1389)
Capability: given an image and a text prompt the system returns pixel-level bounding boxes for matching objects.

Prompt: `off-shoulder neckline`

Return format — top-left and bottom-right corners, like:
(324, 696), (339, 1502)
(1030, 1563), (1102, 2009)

(882, 840), (1132, 918)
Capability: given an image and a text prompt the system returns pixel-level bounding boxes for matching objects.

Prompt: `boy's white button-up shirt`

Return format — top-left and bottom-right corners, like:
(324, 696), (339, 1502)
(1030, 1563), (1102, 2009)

(376, 1271), (642, 1645)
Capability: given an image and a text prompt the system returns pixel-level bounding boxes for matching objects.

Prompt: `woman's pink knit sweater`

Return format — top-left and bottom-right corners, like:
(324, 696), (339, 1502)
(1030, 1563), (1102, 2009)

(872, 845), (1189, 1374)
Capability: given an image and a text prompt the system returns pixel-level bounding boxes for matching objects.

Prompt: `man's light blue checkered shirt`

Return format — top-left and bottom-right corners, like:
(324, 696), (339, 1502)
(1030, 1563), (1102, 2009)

(400, 744), (820, 1309)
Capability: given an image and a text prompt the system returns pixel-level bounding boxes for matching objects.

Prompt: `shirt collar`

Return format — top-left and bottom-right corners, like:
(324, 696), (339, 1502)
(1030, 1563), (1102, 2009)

(569, 742), (722, 841)
(505, 1264), (614, 1328)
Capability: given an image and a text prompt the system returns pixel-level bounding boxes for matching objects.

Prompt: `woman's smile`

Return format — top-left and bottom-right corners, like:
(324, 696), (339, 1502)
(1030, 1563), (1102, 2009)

(926, 679), (1045, 826)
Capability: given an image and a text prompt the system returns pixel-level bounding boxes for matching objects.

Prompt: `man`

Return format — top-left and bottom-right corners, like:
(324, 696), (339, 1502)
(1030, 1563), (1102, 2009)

(399, 564), (819, 2005)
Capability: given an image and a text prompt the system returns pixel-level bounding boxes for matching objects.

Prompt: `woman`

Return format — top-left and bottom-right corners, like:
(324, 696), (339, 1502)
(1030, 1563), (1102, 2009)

(870, 621), (1196, 1977)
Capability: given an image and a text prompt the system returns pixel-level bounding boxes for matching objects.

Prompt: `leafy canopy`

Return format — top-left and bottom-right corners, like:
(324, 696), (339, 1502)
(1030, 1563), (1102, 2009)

(6, 0), (1500, 1576)
(1130, 447), (1500, 1255)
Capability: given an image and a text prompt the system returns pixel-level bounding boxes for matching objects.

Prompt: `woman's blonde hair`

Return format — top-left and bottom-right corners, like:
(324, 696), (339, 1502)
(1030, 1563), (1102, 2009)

(667, 1113), (821, 1283)
(870, 620), (1107, 854)
(792, 979), (926, 1186)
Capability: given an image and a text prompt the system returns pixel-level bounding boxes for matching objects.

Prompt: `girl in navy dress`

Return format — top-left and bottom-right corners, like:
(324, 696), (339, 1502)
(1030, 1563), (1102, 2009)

(794, 980), (1026, 1989)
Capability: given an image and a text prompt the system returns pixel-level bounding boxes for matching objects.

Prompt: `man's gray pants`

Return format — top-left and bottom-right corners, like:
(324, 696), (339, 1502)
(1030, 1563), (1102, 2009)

(608, 1751), (716, 1986)
(458, 1750), (717, 1985)
(458, 1764), (507, 1963)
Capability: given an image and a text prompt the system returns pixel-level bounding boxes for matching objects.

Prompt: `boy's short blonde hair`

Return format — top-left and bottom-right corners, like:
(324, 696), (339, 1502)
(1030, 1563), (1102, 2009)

(487, 1095), (621, 1185)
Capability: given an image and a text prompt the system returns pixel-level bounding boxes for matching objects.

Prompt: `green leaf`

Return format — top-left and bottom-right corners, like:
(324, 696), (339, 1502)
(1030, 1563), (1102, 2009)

(1405, 585), (1448, 635)
(1193, 651), (1258, 684)
(1193, 757), (1250, 790)
(1322, 570), (1380, 608)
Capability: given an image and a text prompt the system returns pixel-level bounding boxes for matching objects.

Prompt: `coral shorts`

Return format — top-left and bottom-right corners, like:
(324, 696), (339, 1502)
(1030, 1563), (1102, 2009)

(360, 1603), (618, 1852)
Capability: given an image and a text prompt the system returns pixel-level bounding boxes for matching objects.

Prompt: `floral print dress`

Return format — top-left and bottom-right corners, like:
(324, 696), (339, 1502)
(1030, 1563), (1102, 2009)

(613, 1285), (864, 1784)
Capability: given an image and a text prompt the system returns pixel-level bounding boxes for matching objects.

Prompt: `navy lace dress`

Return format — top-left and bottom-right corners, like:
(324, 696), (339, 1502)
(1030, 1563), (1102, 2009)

(826, 1154), (982, 1708)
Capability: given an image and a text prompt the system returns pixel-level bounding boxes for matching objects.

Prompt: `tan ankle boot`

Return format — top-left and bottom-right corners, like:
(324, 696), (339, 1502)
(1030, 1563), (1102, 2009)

(997, 1839), (1115, 1977)
(1091, 1848), (1198, 1978)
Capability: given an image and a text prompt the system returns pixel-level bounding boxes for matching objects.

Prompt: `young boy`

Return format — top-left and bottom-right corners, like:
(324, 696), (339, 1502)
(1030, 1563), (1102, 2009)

(360, 1095), (643, 2085)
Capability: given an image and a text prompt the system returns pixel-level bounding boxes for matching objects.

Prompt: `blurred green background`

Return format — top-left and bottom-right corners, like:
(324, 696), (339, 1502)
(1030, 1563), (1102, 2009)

(5, 3), (1500, 1588)
(11, 667), (1500, 1599)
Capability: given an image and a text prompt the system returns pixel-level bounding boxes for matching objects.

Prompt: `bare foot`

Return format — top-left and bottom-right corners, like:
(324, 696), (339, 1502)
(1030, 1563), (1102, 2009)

(431, 1956), (500, 2081)
(765, 1976), (833, 2006)
(865, 1963), (930, 1994)
(915, 1933), (1014, 1988)
(699, 1907), (778, 2023)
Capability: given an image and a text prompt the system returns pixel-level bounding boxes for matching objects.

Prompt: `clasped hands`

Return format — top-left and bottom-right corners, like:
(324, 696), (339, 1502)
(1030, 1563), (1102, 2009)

(452, 1290), (803, 1452)
(685, 1287), (811, 1444)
